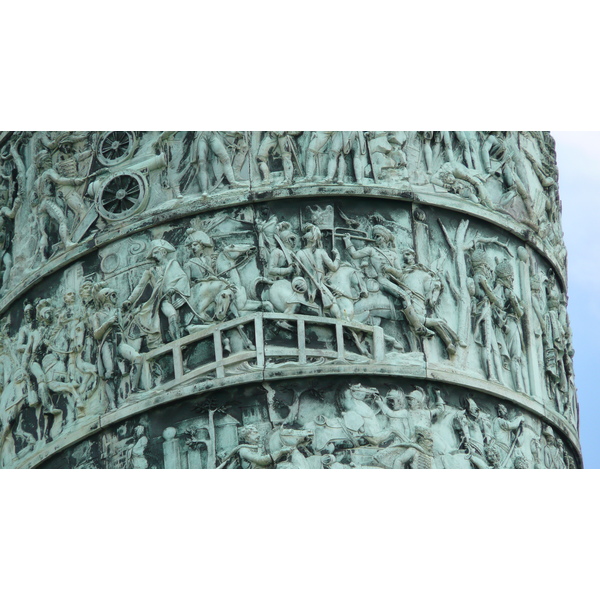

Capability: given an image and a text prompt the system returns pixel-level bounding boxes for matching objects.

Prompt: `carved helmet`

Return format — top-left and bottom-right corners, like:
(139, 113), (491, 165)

(35, 299), (53, 324)
(407, 388), (426, 408)
(495, 259), (514, 281)
(278, 222), (297, 247)
(470, 248), (492, 271)
(465, 396), (480, 417)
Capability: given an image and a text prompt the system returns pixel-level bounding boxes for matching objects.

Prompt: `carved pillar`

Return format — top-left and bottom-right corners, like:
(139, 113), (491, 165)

(0, 131), (581, 469)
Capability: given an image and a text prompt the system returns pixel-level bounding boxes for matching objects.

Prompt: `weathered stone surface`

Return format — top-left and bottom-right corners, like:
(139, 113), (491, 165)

(0, 132), (579, 468)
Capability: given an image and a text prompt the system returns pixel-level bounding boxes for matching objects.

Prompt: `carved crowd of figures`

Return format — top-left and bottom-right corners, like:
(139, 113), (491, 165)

(0, 196), (576, 466)
(43, 381), (576, 469)
(0, 132), (565, 296)
(0, 132), (576, 467)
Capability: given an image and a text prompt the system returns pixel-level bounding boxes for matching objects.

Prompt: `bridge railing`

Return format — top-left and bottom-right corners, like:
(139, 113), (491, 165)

(138, 313), (386, 392)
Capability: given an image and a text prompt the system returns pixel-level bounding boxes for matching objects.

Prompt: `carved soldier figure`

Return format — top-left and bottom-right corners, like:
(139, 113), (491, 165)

(93, 288), (143, 398)
(127, 425), (149, 469)
(404, 387), (445, 440)
(419, 131), (436, 174)
(184, 230), (218, 282)
(183, 229), (230, 322)
(492, 404), (525, 467)
(295, 223), (341, 318)
(305, 131), (336, 181)
(542, 426), (566, 469)
(53, 133), (94, 182)
(194, 131), (242, 196)
(373, 388), (410, 441)
(336, 383), (388, 445)
(0, 146), (24, 288)
(556, 439), (575, 469)
(384, 248), (459, 356)
(36, 147), (94, 222)
(453, 396), (493, 469)
(343, 224), (401, 295)
(32, 300), (80, 427)
(123, 239), (192, 348)
(153, 131), (185, 199)
(432, 161), (493, 208)
(483, 132), (536, 225)
(523, 147), (558, 204)
(471, 248), (504, 382)
(492, 259), (527, 392)
(256, 132), (302, 185)
(543, 269), (568, 413)
(390, 427), (435, 469)
(324, 132), (369, 185)
(268, 222), (297, 281)
(219, 425), (293, 469)
(452, 131), (481, 171)
(31, 150), (87, 255)
(493, 404), (524, 448)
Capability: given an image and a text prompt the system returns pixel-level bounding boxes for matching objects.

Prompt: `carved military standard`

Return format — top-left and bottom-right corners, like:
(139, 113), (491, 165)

(0, 132), (579, 468)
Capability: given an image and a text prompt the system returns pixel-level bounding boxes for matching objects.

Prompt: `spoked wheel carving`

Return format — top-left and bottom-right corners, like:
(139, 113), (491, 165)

(96, 171), (148, 221)
(97, 131), (137, 167)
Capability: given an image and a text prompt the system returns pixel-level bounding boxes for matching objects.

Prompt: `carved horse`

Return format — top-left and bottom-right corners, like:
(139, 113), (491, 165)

(0, 370), (38, 466)
(188, 243), (267, 324)
(267, 426), (315, 469)
(215, 244), (269, 315)
(326, 264), (401, 354)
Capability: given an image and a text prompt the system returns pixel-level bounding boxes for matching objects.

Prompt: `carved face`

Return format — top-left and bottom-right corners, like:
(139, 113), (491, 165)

(79, 283), (93, 302)
(38, 306), (53, 325)
(403, 250), (416, 266)
(23, 305), (34, 323)
(387, 390), (404, 410)
(442, 173), (457, 186)
(151, 247), (168, 262)
(64, 291), (76, 305)
(302, 227), (319, 246)
(242, 426), (260, 445)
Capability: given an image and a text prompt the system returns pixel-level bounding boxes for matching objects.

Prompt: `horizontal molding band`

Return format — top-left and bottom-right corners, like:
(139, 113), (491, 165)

(16, 362), (582, 470)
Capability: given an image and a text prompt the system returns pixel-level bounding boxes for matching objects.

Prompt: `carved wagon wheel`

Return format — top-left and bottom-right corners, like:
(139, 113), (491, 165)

(96, 171), (148, 221)
(97, 131), (137, 166)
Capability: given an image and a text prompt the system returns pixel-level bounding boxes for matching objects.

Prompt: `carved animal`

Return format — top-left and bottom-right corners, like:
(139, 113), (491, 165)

(267, 426), (315, 469)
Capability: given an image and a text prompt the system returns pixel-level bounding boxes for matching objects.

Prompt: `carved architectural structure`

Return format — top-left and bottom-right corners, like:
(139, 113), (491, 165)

(0, 131), (580, 468)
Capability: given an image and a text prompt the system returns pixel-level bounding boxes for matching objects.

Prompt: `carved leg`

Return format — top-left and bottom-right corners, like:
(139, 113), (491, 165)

(423, 143), (433, 173)
(336, 154), (347, 184)
(282, 153), (294, 184)
(258, 160), (271, 184)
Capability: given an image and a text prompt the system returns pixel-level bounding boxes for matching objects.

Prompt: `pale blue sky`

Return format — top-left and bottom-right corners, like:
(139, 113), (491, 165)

(553, 132), (600, 467)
